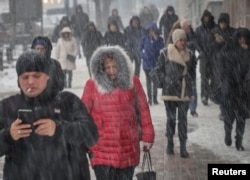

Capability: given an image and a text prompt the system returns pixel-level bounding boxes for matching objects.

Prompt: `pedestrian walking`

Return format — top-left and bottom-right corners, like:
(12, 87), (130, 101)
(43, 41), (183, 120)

(138, 22), (164, 106)
(124, 16), (145, 77)
(71, 4), (89, 58)
(82, 22), (103, 77)
(159, 6), (179, 43)
(54, 27), (78, 88)
(154, 29), (197, 157)
(31, 36), (65, 93)
(195, 10), (216, 105)
(51, 16), (71, 43)
(107, 8), (124, 32)
(81, 45), (155, 180)
(139, 6), (155, 29)
(0, 50), (99, 180)
(103, 20), (126, 48)
(216, 27), (250, 151)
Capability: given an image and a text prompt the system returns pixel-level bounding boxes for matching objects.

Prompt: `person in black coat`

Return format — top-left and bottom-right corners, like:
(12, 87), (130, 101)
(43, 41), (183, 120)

(82, 22), (103, 77)
(71, 4), (90, 58)
(51, 16), (71, 43)
(217, 28), (250, 151)
(124, 16), (145, 77)
(159, 6), (179, 42)
(209, 13), (235, 119)
(0, 50), (99, 180)
(31, 36), (65, 93)
(155, 29), (196, 158)
(103, 20), (126, 48)
(195, 9), (216, 105)
(107, 8), (124, 32)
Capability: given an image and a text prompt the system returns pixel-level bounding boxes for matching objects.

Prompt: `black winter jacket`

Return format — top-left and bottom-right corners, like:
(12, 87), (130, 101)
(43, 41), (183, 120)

(0, 91), (98, 180)
(155, 44), (196, 101)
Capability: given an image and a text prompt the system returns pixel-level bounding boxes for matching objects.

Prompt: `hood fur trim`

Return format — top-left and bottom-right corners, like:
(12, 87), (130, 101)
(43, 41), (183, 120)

(90, 45), (134, 94)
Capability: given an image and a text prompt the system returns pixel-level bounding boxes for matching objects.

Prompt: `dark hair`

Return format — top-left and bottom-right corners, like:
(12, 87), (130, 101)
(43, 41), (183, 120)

(31, 36), (53, 58)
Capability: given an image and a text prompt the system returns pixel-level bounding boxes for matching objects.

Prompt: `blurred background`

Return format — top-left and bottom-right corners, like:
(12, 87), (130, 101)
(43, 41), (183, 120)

(0, 0), (249, 69)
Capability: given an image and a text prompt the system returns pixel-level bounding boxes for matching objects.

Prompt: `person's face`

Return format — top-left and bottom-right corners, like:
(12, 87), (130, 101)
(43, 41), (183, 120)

(238, 37), (248, 49)
(103, 58), (118, 81)
(62, 20), (69, 26)
(35, 45), (46, 55)
(219, 22), (227, 30)
(62, 32), (70, 39)
(110, 24), (117, 32)
(131, 19), (139, 28)
(203, 16), (210, 23)
(89, 25), (95, 31)
(168, 10), (174, 15)
(175, 38), (187, 50)
(182, 24), (191, 34)
(19, 72), (49, 97)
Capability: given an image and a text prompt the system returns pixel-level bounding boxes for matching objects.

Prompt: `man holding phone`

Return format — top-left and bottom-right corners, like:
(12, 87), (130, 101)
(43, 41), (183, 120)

(0, 50), (99, 180)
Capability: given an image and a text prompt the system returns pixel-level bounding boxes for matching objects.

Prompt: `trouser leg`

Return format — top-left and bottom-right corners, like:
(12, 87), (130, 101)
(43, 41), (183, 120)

(235, 110), (246, 151)
(177, 102), (189, 158)
(144, 70), (152, 105)
(164, 101), (177, 155)
(68, 70), (73, 88)
(134, 55), (141, 77)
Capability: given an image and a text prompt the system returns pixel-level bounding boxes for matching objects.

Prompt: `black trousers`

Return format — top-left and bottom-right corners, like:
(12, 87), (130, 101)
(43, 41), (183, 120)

(93, 165), (135, 180)
(144, 70), (158, 103)
(164, 101), (189, 142)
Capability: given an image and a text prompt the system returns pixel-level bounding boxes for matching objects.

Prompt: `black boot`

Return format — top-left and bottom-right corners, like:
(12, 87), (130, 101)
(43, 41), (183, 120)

(167, 138), (174, 155)
(180, 140), (189, 158)
(166, 121), (175, 155)
(235, 137), (244, 151)
(225, 132), (232, 146)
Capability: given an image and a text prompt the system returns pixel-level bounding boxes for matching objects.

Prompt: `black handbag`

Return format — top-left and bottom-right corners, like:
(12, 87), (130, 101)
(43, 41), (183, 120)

(136, 151), (156, 180)
(67, 54), (76, 63)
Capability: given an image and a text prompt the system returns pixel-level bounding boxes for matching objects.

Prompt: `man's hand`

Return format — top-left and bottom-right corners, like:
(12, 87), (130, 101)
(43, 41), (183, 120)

(33, 119), (56, 136)
(10, 119), (32, 141)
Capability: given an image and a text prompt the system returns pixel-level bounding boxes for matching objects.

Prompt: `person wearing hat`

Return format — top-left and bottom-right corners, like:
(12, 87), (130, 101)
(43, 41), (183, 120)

(0, 50), (98, 180)
(31, 36), (65, 93)
(154, 29), (196, 158)
(54, 27), (78, 88)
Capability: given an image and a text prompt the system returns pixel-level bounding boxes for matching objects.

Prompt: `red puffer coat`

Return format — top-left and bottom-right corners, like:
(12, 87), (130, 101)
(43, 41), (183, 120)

(81, 76), (154, 168)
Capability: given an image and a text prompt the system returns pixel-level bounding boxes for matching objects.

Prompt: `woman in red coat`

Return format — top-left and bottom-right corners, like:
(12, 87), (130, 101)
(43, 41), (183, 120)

(81, 45), (155, 180)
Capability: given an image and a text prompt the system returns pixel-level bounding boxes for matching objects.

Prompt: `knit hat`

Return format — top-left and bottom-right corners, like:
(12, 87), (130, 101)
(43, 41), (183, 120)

(16, 50), (50, 76)
(172, 29), (186, 44)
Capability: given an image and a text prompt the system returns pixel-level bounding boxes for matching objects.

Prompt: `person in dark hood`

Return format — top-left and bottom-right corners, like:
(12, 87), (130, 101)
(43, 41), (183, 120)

(195, 9), (216, 105)
(159, 6), (179, 42)
(216, 27), (250, 151)
(82, 22), (103, 77)
(107, 8), (124, 32)
(139, 6), (155, 29)
(103, 20), (126, 48)
(124, 16), (145, 77)
(51, 16), (71, 43)
(31, 36), (64, 93)
(71, 4), (89, 58)
(138, 22), (164, 105)
(209, 13), (235, 119)
(0, 50), (99, 180)
(81, 45), (155, 180)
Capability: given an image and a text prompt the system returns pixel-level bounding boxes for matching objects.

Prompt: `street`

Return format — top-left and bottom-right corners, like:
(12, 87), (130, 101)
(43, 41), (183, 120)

(0, 55), (250, 180)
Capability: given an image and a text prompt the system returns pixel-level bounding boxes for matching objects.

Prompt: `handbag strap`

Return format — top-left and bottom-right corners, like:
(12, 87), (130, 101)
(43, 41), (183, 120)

(141, 151), (153, 172)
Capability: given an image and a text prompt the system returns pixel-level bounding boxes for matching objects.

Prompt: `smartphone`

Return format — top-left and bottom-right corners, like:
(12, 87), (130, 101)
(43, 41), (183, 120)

(18, 109), (33, 124)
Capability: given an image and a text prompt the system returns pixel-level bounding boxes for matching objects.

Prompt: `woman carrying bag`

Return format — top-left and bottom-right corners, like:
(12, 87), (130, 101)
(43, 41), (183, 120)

(54, 27), (78, 88)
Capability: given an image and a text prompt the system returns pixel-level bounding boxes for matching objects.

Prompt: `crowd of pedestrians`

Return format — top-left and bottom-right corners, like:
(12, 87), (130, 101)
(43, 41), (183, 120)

(1, 2), (250, 180)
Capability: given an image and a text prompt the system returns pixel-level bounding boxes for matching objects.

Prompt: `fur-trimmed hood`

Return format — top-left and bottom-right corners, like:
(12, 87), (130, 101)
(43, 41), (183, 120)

(90, 45), (134, 93)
